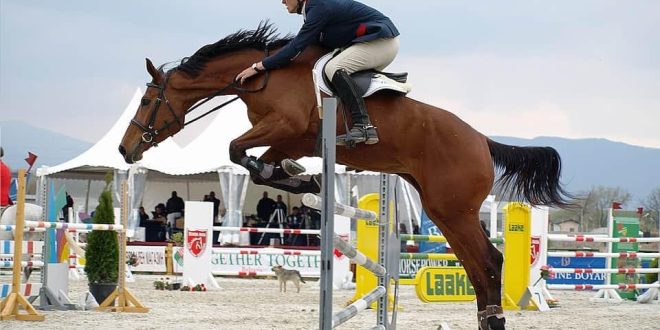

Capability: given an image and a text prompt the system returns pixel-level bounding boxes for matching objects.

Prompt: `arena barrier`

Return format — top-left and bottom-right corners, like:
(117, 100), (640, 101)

(543, 207), (660, 303)
(351, 197), (547, 310)
(311, 97), (400, 329)
(0, 169), (46, 320)
(0, 240), (45, 303)
(1, 179), (80, 312)
(0, 173), (148, 322)
(181, 205), (351, 289)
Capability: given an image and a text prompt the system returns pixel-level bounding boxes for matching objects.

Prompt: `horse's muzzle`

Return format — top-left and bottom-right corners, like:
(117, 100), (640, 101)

(118, 145), (141, 164)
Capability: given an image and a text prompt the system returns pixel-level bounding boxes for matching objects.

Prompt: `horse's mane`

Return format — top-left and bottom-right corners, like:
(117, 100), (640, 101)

(177, 21), (292, 78)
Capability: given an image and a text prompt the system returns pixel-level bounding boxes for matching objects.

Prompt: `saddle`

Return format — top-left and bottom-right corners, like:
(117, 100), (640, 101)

(312, 53), (412, 97)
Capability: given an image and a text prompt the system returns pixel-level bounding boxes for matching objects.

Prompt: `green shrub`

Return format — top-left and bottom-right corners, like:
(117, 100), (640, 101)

(84, 181), (119, 284)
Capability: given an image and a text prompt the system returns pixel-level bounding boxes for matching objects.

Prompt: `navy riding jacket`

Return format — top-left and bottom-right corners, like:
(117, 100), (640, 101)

(262, 0), (399, 70)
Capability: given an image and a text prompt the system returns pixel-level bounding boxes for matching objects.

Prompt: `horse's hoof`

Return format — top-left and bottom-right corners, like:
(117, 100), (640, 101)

(281, 159), (306, 176)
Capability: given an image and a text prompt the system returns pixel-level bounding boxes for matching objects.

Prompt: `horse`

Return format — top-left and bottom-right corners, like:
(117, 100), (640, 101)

(119, 23), (571, 330)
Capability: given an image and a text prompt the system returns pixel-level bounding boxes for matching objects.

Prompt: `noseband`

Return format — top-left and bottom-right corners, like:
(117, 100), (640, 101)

(130, 52), (270, 148)
(130, 73), (182, 147)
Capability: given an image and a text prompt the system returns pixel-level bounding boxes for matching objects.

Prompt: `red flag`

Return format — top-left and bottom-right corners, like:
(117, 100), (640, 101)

(612, 202), (622, 210)
(637, 207), (644, 215)
(25, 152), (38, 173)
(25, 152), (37, 166)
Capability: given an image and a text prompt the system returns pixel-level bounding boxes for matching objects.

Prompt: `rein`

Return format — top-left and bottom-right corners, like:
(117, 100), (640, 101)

(130, 50), (270, 147)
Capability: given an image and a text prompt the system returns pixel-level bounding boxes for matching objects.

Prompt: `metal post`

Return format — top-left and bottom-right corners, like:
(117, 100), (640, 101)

(377, 173), (391, 328)
(319, 97), (337, 330)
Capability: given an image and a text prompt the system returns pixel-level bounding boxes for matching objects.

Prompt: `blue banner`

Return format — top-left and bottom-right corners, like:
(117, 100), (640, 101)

(546, 256), (607, 285)
(418, 210), (446, 253)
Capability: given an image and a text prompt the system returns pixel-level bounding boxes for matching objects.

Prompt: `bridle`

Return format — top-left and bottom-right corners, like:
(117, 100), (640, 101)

(130, 51), (270, 148)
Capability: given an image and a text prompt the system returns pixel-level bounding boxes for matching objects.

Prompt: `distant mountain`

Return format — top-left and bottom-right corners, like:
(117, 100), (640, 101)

(1, 120), (658, 203)
(490, 136), (660, 203)
(0, 121), (92, 170)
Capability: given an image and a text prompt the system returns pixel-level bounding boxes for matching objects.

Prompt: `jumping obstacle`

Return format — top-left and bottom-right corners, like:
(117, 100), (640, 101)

(312, 97), (399, 329)
(0, 169), (44, 321)
(543, 207), (660, 303)
(352, 199), (546, 310)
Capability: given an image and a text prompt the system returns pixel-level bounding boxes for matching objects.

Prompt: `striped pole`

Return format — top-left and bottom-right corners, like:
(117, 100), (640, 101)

(0, 261), (44, 268)
(0, 283), (43, 299)
(302, 193), (377, 221)
(0, 241), (45, 254)
(547, 283), (660, 291)
(550, 268), (660, 274)
(24, 221), (124, 232)
(400, 253), (459, 261)
(0, 226), (46, 233)
(211, 248), (320, 256)
(400, 234), (504, 244)
(547, 234), (660, 243)
(547, 251), (660, 258)
(212, 226), (320, 235)
(333, 235), (386, 277)
(332, 286), (386, 328)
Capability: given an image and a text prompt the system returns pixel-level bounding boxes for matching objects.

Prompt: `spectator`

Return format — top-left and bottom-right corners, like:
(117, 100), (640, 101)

(138, 206), (149, 227)
(146, 205), (166, 242)
(413, 224), (420, 235)
(480, 220), (491, 237)
(274, 194), (288, 216)
(208, 191), (225, 224)
(286, 207), (301, 228)
(1, 147), (14, 211)
(269, 194), (288, 224)
(62, 193), (74, 222)
(285, 207), (302, 245)
(256, 191), (275, 222)
(166, 190), (184, 223)
(152, 203), (167, 221)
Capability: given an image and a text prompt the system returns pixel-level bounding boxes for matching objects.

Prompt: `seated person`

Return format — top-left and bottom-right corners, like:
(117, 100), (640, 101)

(152, 203), (167, 222)
(145, 204), (167, 242)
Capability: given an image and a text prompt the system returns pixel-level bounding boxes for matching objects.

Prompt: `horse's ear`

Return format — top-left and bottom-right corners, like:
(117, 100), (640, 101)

(145, 58), (162, 83)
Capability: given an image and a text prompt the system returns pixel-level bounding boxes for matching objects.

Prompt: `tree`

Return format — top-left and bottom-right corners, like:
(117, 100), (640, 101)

(551, 186), (631, 232)
(84, 178), (119, 284)
(641, 187), (660, 235)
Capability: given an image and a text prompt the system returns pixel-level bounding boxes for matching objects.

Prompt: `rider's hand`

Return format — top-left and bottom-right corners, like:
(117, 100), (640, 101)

(236, 62), (264, 84)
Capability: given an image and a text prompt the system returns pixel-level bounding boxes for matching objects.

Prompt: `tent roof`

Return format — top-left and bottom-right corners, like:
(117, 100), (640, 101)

(38, 88), (350, 178)
(37, 88), (183, 178)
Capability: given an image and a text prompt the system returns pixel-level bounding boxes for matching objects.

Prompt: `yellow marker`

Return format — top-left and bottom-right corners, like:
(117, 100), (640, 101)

(415, 266), (476, 302)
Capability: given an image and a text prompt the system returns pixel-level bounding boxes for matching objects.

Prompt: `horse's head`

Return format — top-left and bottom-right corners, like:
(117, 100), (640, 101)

(119, 58), (187, 163)
(119, 22), (291, 163)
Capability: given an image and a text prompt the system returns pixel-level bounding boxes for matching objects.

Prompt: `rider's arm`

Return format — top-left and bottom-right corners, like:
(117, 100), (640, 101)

(262, 2), (330, 70)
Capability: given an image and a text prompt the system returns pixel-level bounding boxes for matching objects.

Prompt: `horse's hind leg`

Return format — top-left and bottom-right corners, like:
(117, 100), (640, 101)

(430, 212), (505, 330)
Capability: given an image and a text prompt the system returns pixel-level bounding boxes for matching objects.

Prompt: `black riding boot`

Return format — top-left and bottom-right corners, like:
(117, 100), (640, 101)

(331, 69), (379, 146)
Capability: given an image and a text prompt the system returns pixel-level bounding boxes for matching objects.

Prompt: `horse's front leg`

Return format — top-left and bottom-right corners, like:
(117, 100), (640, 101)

(229, 120), (307, 181)
(250, 148), (322, 194)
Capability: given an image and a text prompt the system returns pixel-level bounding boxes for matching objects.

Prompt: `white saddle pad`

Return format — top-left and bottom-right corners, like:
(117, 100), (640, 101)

(312, 53), (412, 98)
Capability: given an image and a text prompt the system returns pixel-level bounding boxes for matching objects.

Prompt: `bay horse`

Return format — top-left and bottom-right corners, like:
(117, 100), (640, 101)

(119, 23), (570, 330)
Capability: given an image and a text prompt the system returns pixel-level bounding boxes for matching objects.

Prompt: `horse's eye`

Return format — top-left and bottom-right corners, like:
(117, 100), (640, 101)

(141, 98), (151, 107)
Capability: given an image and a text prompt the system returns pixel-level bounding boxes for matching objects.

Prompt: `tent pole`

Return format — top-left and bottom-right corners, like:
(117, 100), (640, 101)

(84, 179), (91, 214)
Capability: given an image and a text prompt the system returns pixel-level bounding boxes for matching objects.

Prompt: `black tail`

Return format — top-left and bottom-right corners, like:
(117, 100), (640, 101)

(487, 139), (573, 207)
(297, 270), (306, 283)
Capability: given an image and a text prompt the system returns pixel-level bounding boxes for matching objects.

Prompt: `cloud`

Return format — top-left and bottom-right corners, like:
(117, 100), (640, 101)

(392, 51), (660, 148)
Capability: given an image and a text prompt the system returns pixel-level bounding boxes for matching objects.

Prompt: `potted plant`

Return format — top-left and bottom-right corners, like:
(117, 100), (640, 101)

(84, 174), (119, 304)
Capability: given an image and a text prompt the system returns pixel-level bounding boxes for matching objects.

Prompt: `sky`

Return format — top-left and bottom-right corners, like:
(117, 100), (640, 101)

(1, 0), (659, 149)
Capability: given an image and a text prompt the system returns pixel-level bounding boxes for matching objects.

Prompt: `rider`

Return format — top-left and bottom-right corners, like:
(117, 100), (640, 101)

(236, 0), (400, 146)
